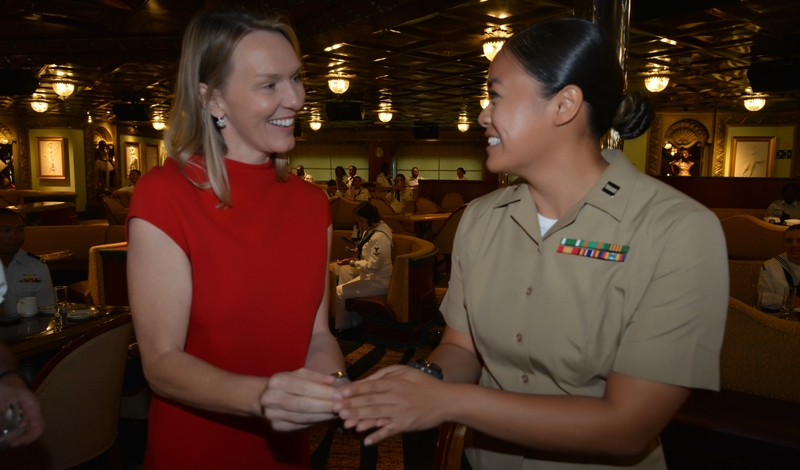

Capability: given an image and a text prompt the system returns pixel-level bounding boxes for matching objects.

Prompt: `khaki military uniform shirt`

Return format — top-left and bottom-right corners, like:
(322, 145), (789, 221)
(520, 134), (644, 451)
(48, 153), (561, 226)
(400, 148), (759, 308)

(442, 150), (729, 470)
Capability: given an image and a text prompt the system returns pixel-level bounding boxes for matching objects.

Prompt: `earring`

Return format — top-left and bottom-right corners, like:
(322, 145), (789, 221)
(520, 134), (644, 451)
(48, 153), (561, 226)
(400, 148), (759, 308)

(215, 116), (227, 129)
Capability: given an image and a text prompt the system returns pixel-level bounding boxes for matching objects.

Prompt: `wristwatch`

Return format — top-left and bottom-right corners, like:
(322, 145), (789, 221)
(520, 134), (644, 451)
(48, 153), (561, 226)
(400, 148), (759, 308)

(408, 359), (444, 380)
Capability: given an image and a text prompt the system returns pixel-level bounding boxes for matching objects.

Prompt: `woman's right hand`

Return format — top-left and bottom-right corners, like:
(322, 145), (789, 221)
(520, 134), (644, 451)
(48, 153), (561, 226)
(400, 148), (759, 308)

(336, 258), (352, 266)
(260, 368), (340, 432)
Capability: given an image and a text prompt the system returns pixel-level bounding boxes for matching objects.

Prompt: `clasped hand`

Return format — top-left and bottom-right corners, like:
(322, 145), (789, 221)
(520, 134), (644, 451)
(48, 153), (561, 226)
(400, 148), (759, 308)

(260, 368), (346, 432)
(331, 365), (448, 446)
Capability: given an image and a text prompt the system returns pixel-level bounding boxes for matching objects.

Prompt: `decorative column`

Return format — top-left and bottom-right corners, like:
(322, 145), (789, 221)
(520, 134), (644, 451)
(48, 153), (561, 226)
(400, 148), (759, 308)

(574, 0), (631, 150)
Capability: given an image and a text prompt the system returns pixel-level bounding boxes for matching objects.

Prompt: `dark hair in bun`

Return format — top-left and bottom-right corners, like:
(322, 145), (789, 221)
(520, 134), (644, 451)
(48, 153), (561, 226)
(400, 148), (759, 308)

(503, 18), (653, 140)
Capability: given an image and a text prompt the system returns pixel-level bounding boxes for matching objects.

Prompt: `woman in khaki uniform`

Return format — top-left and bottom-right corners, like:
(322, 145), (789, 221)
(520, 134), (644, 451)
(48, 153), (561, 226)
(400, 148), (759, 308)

(332, 18), (728, 470)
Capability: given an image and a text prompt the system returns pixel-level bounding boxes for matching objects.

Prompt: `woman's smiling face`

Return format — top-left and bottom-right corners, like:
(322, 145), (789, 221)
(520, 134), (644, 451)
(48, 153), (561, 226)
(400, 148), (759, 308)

(479, 50), (554, 176)
(211, 30), (305, 161)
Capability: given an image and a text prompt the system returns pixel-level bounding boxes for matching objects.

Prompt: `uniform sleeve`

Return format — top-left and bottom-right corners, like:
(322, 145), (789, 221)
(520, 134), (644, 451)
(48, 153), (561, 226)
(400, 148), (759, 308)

(764, 201), (782, 218)
(758, 260), (785, 308)
(440, 209), (471, 335)
(127, 164), (189, 254)
(613, 209), (729, 390)
(353, 233), (391, 273)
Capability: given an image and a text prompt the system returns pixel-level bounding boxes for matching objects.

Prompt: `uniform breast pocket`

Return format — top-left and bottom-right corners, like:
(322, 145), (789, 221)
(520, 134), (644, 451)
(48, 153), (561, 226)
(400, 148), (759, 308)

(17, 282), (41, 296)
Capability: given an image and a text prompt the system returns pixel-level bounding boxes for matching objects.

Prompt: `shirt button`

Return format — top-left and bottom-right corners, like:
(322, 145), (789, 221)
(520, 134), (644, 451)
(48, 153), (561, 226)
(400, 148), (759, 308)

(525, 286), (533, 295)
(516, 333), (522, 343)
(521, 374), (529, 384)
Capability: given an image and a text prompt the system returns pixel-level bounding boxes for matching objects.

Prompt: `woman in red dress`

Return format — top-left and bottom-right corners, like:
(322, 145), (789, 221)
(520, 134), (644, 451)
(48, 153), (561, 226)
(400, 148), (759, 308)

(127, 10), (346, 469)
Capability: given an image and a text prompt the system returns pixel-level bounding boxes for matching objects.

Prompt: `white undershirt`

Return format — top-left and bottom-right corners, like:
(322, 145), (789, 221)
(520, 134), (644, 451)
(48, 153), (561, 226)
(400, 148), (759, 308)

(538, 213), (557, 236)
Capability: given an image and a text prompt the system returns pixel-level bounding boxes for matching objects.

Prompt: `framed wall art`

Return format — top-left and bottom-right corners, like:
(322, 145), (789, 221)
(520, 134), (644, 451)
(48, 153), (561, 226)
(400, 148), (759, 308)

(124, 142), (140, 178)
(730, 136), (776, 177)
(36, 137), (66, 179)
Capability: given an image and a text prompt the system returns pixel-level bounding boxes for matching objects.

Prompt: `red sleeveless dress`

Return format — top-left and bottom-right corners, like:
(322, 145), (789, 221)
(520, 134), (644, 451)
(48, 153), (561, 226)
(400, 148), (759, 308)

(128, 157), (330, 469)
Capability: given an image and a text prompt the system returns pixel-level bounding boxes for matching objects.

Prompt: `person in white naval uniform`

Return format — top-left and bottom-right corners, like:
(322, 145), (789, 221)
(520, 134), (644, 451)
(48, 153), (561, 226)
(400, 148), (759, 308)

(331, 202), (393, 335)
(348, 176), (370, 202)
(0, 209), (54, 318)
(758, 224), (800, 308)
(295, 165), (314, 183)
(375, 163), (393, 189)
(385, 174), (414, 213)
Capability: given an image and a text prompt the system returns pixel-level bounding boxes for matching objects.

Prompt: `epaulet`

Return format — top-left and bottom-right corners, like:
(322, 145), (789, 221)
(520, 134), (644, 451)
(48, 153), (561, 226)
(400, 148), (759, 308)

(26, 251), (44, 262)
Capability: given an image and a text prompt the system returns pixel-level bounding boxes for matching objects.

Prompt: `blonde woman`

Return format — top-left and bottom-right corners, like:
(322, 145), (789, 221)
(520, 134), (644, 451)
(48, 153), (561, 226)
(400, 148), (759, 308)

(127, 9), (346, 469)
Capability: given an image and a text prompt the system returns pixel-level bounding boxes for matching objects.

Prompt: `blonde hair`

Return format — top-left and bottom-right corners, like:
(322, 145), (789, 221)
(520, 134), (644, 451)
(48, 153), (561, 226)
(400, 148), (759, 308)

(164, 9), (300, 207)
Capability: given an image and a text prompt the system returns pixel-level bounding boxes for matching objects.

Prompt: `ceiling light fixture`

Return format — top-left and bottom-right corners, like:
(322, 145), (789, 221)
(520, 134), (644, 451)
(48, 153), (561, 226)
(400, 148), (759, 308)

(310, 120), (322, 131)
(744, 97), (766, 112)
(328, 72), (351, 94)
(52, 81), (75, 99)
(31, 95), (48, 113)
(457, 112), (469, 133)
(480, 97), (490, 109)
(482, 26), (511, 61)
(482, 39), (505, 61)
(152, 116), (165, 130)
(378, 101), (393, 123)
(644, 75), (669, 93)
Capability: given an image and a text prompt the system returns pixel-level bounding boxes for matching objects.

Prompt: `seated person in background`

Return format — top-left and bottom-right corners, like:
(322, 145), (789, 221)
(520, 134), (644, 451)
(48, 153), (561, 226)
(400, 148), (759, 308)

(324, 179), (340, 199)
(455, 167), (468, 180)
(375, 163), (393, 189)
(385, 174), (414, 214)
(112, 169), (141, 206)
(0, 209), (54, 318)
(348, 176), (370, 202)
(765, 183), (800, 221)
(334, 166), (349, 194)
(758, 224), (800, 308)
(295, 165), (314, 183)
(346, 165), (360, 187)
(331, 202), (393, 336)
(407, 167), (424, 187)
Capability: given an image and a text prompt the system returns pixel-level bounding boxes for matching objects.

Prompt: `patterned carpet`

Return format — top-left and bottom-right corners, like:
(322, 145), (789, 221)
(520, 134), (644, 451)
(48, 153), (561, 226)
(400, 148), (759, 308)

(309, 339), (439, 470)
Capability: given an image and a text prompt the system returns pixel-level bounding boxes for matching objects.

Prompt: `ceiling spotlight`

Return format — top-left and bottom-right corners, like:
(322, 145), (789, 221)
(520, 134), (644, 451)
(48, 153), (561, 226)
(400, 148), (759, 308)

(52, 81), (75, 99)
(744, 97), (766, 112)
(31, 95), (48, 113)
(644, 75), (669, 93)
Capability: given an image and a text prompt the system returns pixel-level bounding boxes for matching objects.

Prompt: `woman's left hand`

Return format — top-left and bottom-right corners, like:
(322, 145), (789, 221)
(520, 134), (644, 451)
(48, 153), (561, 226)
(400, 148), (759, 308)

(332, 365), (450, 445)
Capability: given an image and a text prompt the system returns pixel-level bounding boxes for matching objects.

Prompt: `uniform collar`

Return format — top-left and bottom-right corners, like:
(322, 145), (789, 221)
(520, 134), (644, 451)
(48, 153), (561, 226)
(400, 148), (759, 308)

(8, 250), (35, 268)
(492, 150), (638, 239)
(575, 149), (637, 223)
